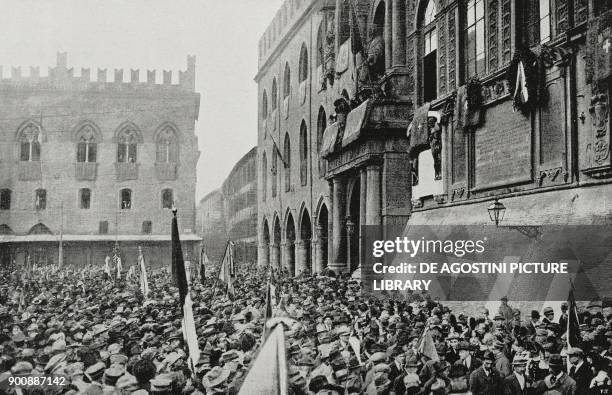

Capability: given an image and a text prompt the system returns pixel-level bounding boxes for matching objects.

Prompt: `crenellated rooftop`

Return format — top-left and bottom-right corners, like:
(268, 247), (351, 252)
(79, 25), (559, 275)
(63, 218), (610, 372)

(0, 52), (196, 92)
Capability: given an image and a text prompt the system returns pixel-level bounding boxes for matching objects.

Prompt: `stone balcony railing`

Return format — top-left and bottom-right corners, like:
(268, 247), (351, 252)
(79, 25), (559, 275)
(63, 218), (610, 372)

(74, 162), (97, 181)
(115, 162), (139, 181)
(18, 161), (42, 181)
(155, 162), (177, 181)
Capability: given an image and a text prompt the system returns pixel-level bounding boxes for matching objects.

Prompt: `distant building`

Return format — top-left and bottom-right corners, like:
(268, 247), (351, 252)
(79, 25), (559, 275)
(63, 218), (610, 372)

(197, 148), (257, 264)
(0, 53), (201, 269)
(196, 190), (227, 263)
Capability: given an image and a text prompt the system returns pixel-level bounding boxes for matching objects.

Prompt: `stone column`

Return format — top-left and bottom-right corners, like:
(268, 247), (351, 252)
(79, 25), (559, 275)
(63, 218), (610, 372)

(331, 177), (346, 273)
(295, 239), (306, 276)
(314, 225), (324, 273)
(385, 0), (393, 70)
(391, 0), (406, 67)
(258, 243), (269, 268)
(359, 168), (367, 268)
(270, 243), (280, 271)
(366, 164), (383, 238)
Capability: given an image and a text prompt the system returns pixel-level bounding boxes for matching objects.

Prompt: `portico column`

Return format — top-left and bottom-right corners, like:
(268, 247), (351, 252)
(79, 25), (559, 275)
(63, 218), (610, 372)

(384, 0), (392, 70)
(270, 243), (280, 271)
(391, 0), (406, 67)
(359, 168), (367, 269)
(295, 239), (306, 276)
(258, 243), (269, 268)
(314, 225), (324, 273)
(331, 177), (346, 273)
(366, 164), (382, 238)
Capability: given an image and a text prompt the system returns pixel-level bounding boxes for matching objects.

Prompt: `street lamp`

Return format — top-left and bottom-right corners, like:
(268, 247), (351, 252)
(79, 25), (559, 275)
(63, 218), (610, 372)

(487, 198), (506, 227)
(487, 198), (541, 239)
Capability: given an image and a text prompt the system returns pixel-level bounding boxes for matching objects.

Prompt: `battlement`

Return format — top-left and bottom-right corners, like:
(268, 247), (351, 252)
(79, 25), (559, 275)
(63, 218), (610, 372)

(258, 0), (324, 69)
(0, 52), (196, 92)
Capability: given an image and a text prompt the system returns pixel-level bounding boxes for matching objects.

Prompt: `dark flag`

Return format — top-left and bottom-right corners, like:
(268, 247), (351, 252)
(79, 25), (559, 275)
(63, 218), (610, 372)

(349, 0), (363, 55)
(265, 282), (273, 322)
(567, 282), (581, 348)
(171, 207), (200, 368)
(172, 208), (188, 307)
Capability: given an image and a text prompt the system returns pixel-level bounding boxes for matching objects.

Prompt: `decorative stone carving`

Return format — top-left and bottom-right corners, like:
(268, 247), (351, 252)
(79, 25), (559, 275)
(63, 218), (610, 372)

(358, 24), (385, 85)
(434, 194), (446, 204)
(324, 19), (336, 86)
(451, 187), (465, 201)
(411, 198), (423, 209)
(538, 166), (563, 186)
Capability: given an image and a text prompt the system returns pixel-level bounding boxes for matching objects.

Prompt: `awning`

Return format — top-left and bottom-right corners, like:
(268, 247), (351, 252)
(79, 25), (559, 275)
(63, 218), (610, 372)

(320, 122), (339, 158)
(342, 99), (370, 148)
(0, 234), (202, 243)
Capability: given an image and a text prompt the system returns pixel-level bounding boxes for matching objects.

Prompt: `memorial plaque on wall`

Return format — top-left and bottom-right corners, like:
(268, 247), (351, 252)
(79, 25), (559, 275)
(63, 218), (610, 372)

(474, 101), (532, 189)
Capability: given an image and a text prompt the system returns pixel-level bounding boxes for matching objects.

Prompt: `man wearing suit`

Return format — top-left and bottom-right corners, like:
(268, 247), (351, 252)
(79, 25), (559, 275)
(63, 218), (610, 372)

(534, 354), (577, 395)
(567, 347), (592, 395)
(456, 342), (481, 374)
(503, 355), (533, 395)
(469, 351), (502, 395)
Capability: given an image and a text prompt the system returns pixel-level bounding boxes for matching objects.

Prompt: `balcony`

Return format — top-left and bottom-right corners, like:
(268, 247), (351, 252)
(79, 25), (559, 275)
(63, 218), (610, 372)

(74, 162), (97, 181)
(18, 161), (42, 181)
(155, 162), (177, 181)
(115, 162), (138, 181)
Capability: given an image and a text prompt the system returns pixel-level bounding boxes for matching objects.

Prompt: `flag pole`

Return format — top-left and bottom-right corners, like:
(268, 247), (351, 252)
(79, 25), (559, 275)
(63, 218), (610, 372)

(211, 240), (230, 301)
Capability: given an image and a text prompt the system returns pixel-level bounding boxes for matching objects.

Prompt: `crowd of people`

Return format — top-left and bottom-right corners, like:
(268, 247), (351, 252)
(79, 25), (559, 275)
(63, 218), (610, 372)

(1, 259), (612, 395)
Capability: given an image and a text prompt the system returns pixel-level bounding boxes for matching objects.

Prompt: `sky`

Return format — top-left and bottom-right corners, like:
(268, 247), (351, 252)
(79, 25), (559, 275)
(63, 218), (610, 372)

(0, 0), (283, 201)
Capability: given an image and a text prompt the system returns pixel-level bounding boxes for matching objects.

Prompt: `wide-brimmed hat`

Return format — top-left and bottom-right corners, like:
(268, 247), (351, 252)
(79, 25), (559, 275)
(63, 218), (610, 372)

(202, 366), (230, 388)
(548, 354), (565, 368)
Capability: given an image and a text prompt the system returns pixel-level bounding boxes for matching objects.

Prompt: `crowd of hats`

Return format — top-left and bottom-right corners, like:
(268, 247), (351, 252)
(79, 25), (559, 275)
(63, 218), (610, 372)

(2, 262), (612, 394)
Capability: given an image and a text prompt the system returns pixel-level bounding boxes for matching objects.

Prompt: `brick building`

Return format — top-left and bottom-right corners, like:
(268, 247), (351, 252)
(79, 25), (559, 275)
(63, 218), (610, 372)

(256, 0), (612, 282)
(0, 53), (201, 269)
(197, 148), (257, 264)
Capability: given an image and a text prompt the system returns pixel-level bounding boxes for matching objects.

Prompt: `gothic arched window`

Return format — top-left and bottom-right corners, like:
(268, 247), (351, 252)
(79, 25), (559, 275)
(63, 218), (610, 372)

(262, 152), (267, 201)
(76, 124), (98, 163)
(299, 44), (308, 82)
(117, 127), (140, 163)
(272, 78), (278, 110)
(299, 121), (308, 186)
(262, 91), (268, 119)
(422, 0), (438, 102)
(283, 133), (291, 191)
(156, 126), (179, 163)
(465, 0), (485, 77)
(19, 123), (41, 162)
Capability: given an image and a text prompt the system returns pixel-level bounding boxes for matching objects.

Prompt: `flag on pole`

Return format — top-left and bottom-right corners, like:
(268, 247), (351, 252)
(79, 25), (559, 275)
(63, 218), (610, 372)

(138, 247), (150, 298)
(171, 206), (200, 370)
(238, 323), (288, 395)
(567, 281), (581, 348)
(104, 256), (111, 278)
(218, 242), (235, 296)
(116, 257), (122, 279)
(416, 329), (439, 361)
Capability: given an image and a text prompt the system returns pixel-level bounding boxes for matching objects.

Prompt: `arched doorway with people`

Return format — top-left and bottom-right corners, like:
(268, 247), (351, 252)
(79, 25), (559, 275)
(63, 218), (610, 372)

(298, 207), (312, 275)
(285, 213), (296, 276)
(315, 200), (329, 273)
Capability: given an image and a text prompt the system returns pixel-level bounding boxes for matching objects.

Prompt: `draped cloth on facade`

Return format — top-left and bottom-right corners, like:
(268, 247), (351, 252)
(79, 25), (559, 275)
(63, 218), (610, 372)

(586, 10), (612, 84)
(455, 80), (482, 132)
(320, 122), (340, 158)
(407, 102), (431, 159)
(341, 99), (370, 147)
